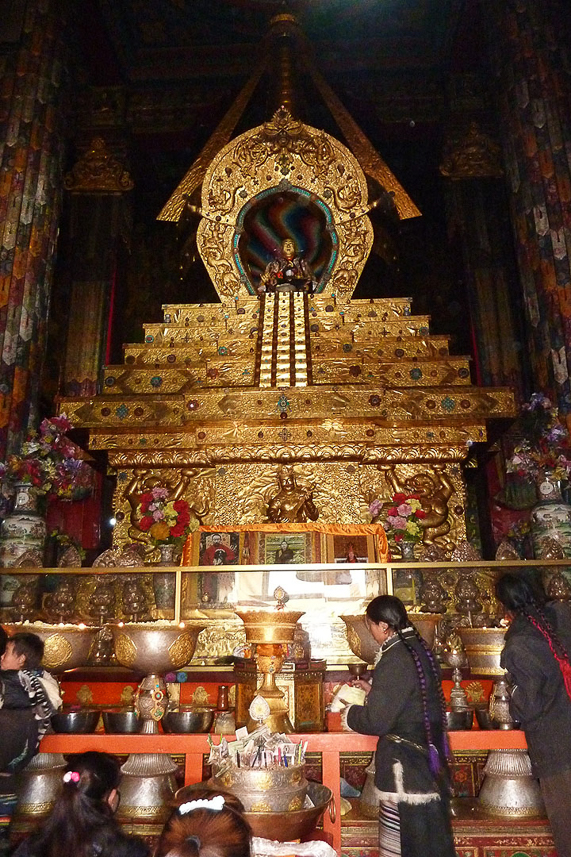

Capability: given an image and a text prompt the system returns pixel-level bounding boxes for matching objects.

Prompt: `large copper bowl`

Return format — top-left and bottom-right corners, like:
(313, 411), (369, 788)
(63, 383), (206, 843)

(233, 610), (305, 644)
(341, 613), (440, 665)
(210, 763), (308, 812)
(176, 781), (333, 841)
(457, 627), (507, 676)
(110, 623), (206, 673)
(2, 623), (100, 673)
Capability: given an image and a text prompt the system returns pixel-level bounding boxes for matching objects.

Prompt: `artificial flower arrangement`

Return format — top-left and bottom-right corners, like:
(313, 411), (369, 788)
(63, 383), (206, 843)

(383, 492), (426, 543)
(505, 393), (571, 482)
(138, 486), (193, 547)
(0, 414), (92, 499)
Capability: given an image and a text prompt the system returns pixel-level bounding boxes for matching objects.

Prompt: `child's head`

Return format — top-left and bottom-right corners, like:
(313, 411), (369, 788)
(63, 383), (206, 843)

(1, 632), (44, 671)
(62, 751), (121, 807)
(155, 788), (251, 857)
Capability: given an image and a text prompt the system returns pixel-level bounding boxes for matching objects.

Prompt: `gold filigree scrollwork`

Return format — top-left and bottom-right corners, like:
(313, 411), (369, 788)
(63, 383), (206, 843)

(331, 217), (374, 299)
(234, 108), (335, 180)
(197, 220), (240, 298)
(323, 178), (362, 213)
(64, 137), (134, 193)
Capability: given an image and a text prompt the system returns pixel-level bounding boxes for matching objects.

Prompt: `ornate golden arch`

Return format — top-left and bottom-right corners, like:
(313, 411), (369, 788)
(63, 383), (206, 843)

(197, 108), (374, 307)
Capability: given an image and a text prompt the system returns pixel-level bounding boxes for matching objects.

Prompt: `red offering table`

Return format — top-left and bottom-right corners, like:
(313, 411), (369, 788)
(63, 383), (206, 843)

(41, 730), (529, 854)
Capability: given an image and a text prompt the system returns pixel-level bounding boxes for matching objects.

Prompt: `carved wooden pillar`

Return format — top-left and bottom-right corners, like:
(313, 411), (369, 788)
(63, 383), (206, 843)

(0, 0), (70, 457)
(62, 137), (133, 396)
(440, 121), (529, 398)
(483, 0), (571, 413)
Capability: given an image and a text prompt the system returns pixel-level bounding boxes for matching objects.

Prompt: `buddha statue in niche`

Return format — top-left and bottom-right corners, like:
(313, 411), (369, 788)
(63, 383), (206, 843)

(258, 238), (316, 294)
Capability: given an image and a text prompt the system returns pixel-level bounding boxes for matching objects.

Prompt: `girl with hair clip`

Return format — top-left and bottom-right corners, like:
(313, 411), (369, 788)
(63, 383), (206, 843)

(155, 788), (251, 857)
(496, 572), (571, 857)
(343, 595), (455, 857)
(12, 751), (149, 857)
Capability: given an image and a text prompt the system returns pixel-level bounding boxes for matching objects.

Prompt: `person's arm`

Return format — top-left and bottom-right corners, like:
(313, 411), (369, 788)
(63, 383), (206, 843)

(346, 653), (414, 736)
(38, 670), (63, 710)
(501, 642), (551, 725)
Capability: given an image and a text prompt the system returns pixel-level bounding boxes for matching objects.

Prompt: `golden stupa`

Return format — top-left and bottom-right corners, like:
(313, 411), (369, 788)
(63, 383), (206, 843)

(59, 15), (515, 576)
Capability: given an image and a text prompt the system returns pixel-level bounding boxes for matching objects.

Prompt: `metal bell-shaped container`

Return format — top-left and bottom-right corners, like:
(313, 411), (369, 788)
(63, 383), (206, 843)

(478, 749), (545, 818)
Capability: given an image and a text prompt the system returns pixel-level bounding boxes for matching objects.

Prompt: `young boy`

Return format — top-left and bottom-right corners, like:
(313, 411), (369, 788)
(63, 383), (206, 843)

(0, 632), (62, 775)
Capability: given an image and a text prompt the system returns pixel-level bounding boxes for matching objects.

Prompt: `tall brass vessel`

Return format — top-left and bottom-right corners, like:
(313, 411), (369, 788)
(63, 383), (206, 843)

(234, 609), (304, 733)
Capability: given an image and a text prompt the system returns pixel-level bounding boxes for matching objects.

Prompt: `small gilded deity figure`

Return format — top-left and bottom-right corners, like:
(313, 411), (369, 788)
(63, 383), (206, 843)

(266, 466), (319, 523)
(258, 238), (315, 294)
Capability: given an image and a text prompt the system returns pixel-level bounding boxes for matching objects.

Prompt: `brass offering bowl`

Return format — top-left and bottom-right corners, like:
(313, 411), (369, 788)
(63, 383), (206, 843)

(341, 613), (440, 665)
(244, 782), (333, 840)
(233, 610), (305, 645)
(457, 627), (507, 677)
(445, 709), (473, 731)
(234, 609), (304, 733)
(210, 763), (308, 813)
(3, 623), (100, 673)
(102, 710), (141, 734)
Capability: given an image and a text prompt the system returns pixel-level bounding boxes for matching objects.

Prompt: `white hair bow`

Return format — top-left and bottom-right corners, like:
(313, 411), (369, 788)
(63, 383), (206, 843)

(178, 795), (225, 815)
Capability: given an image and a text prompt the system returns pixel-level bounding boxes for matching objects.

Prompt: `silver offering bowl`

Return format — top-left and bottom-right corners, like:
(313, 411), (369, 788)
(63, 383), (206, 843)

(110, 622), (205, 733)
(3, 622), (100, 674)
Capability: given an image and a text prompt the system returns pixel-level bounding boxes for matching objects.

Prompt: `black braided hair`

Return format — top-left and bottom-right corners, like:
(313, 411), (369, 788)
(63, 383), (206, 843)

(412, 627), (451, 762)
(397, 630), (449, 777)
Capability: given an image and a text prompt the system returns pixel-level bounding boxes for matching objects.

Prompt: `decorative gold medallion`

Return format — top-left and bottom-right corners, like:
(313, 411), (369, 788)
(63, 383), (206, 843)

(42, 634), (73, 670)
(114, 632), (137, 668)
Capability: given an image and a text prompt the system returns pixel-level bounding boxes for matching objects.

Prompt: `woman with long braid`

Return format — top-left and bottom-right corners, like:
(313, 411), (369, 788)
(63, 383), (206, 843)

(496, 572), (571, 857)
(344, 595), (455, 857)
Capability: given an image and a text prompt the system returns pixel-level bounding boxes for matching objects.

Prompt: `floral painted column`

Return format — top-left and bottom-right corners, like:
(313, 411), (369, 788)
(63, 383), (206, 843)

(483, 0), (571, 414)
(0, 0), (70, 457)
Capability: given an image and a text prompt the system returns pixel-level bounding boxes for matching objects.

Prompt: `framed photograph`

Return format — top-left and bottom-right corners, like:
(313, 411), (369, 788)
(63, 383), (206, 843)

(199, 531), (239, 566)
(197, 531), (239, 605)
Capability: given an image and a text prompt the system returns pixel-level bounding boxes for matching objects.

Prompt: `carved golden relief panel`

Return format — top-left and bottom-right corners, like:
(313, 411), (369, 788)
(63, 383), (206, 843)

(311, 296), (412, 316)
(102, 367), (202, 395)
(309, 358), (471, 387)
(310, 336), (450, 360)
(123, 340), (257, 365)
(112, 467), (216, 552)
(110, 460), (465, 557)
(61, 386), (512, 432)
(309, 316), (431, 336)
(143, 316), (259, 342)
